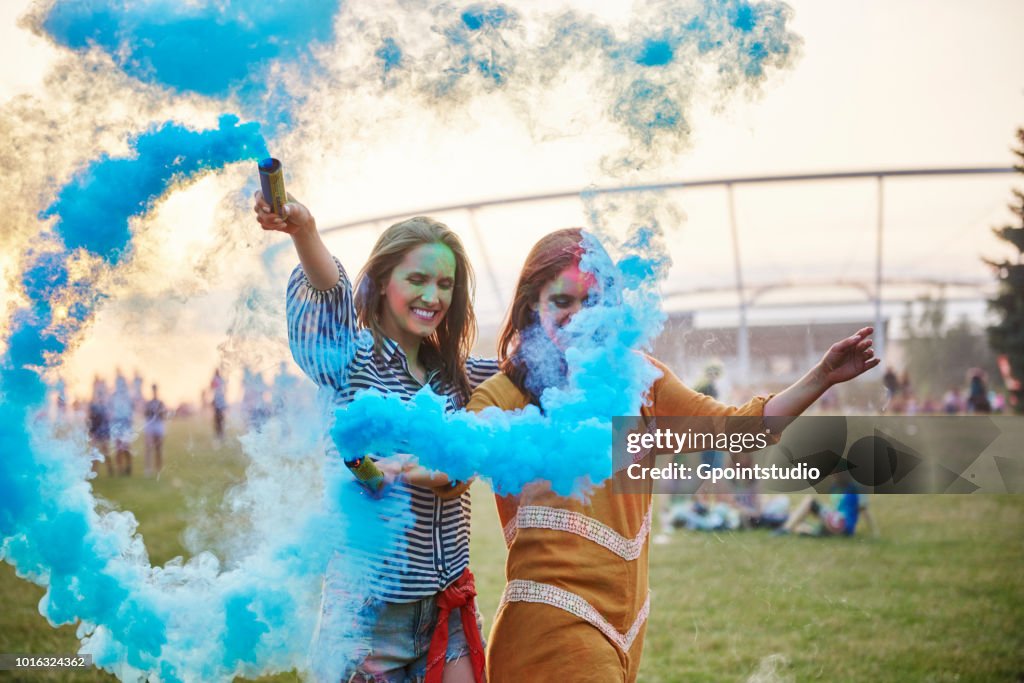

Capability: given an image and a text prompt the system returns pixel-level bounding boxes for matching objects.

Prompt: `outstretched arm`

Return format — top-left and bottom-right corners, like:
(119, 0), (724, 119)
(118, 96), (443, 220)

(764, 326), (880, 419)
(254, 191), (339, 290)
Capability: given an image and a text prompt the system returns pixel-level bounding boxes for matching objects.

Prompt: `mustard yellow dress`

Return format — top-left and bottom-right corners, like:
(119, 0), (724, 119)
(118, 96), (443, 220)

(467, 358), (771, 682)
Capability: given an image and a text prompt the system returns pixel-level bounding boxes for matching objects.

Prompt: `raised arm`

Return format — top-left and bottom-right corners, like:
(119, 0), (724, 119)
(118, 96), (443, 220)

(646, 327), (876, 432)
(254, 191), (339, 290)
(764, 326), (879, 419)
(255, 191), (357, 390)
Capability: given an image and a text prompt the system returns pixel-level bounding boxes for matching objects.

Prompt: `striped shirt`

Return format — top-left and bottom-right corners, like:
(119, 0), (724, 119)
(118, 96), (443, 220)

(286, 258), (497, 602)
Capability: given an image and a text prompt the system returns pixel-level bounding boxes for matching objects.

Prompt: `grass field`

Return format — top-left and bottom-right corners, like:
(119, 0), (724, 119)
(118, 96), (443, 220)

(1, 415), (1022, 682)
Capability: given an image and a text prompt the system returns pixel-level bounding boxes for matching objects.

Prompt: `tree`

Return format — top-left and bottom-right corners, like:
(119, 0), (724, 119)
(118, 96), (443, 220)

(901, 294), (997, 404)
(986, 128), (1024, 414)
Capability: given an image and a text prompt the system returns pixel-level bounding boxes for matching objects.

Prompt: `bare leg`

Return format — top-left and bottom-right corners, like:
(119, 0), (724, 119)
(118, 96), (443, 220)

(442, 654), (476, 683)
(144, 434), (155, 476)
(155, 435), (163, 474)
(116, 442), (132, 476)
(782, 495), (816, 533)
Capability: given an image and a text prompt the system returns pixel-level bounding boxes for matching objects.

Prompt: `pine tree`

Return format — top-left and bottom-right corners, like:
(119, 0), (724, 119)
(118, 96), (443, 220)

(986, 128), (1024, 414)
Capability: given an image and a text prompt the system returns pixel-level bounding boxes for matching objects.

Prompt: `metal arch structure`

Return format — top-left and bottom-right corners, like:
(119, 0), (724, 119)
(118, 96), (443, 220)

(663, 276), (993, 307)
(282, 166), (1015, 375)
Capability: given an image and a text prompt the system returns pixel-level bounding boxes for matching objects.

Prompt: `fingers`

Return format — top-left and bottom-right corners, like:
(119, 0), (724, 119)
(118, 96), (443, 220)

(253, 185), (311, 235)
(282, 200), (309, 223)
(252, 190), (271, 214)
(253, 190), (291, 231)
(832, 327), (875, 354)
(253, 192), (280, 228)
(375, 460), (403, 478)
(256, 211), (287, 232)
(830, 336), (858, 353)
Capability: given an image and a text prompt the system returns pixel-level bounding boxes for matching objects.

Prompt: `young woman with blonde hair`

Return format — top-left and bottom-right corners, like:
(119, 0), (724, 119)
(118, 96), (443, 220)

(255, 194), (494, 683)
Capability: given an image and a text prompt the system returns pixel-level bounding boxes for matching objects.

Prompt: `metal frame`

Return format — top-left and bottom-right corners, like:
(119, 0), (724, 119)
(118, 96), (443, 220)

(284, 167), (1015, 372)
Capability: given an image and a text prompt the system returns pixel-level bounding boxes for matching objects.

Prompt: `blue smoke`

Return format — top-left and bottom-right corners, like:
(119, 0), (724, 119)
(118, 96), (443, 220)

(611, 0), (798, 147)
(365, 0), (797, 166)
(0, 116), (399, 680)
(36, 0), (344, 131)
(5, 0), (802, 678)
(41, 115), (267, 264)
(331, 227), (670, 498)
(40, 0), (342, 99)
(636, 38), (674, 67)
(429, 2), (519, 95)
(375, 37), (404, 81)
(461, 5), (512, 32)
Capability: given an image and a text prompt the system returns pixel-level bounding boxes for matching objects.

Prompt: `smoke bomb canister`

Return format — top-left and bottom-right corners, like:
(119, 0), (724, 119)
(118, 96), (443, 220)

(346, 456), (385, 492)
(258, 157), (287, 217)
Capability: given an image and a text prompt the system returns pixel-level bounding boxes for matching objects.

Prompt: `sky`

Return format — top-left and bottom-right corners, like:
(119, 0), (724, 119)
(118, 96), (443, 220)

(1, 0), (1022, 405)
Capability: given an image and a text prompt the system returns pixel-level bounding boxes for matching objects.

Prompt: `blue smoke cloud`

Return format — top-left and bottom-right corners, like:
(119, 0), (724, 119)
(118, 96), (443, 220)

(444, 3), (516, 87)
(4, 0), (801, 679)
(35, 0), (344, 132)
(40, 0), (342, 99)
(578, 0), (800, 167)
(0, 116), (407, 680)
(331, 227), (670, 498)
(41, 115), (268, 264)
(622, 0), (795, 78)
(355, 0), (798, 168)
(406, 2), (522, 98)
(375, 36), (404, 81)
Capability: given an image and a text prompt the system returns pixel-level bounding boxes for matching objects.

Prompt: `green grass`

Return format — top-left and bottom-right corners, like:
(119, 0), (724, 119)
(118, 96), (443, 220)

(642, 496), (1024, 682)
(1, 416), (1022, 682)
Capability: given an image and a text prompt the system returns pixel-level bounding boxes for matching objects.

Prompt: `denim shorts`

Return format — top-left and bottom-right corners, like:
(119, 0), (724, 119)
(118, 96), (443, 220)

(311, 583), (483, 683)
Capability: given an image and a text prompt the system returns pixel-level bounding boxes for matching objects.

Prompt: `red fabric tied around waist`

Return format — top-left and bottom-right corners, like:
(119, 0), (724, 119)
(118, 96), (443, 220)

(425, 568), (486, 683)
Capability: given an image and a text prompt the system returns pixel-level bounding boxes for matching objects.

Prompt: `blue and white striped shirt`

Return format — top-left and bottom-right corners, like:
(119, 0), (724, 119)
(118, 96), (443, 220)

(286, 258), (497, 602)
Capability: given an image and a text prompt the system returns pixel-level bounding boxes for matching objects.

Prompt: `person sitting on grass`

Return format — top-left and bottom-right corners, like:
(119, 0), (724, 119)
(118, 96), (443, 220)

(776, 472), (861, 536)
(728, 452), (790, 530)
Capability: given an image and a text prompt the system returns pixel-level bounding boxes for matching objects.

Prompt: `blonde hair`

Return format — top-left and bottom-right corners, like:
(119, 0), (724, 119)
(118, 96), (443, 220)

(354, 216), (477, 399)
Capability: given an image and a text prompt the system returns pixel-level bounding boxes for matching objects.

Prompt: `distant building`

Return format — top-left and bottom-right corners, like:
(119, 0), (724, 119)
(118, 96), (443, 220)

(651, 312), (886, 390)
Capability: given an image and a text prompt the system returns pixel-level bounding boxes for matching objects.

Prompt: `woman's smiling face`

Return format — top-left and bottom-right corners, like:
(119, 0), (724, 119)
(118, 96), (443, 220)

(380, 242), (456, 347)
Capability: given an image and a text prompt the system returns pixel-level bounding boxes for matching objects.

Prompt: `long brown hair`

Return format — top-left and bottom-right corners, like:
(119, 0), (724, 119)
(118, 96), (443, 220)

(354, 216), (477, 399)
(497, 228), (585, 402)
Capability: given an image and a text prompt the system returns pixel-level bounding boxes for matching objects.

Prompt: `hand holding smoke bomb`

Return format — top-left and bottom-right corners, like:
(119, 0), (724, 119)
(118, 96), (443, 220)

(258, 157), (287, 216)
(253, 159), (315, 236)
